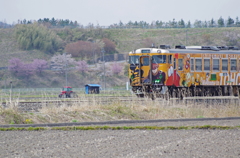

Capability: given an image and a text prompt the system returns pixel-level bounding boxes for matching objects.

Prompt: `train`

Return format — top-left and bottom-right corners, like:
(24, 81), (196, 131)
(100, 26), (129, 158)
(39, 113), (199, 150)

(128, 45), (240, 99)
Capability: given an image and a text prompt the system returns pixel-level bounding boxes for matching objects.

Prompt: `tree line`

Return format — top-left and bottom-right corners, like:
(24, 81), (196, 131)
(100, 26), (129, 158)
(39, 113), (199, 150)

(110, 16), (240, 29)
(17, 18), (79, 28)
(1, 16), (240, 29)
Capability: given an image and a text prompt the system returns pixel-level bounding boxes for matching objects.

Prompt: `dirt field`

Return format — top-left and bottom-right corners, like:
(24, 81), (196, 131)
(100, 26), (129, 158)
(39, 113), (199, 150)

(1, 119), (240, 158)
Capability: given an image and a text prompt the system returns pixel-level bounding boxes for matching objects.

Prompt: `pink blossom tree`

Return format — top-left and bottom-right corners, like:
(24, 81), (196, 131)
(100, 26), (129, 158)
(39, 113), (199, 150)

(77, 60), (88, 74)
(8, 58), (24, 74)
(111, 62), (122, 75)
(20, 63), (35, 77)
(32, 59), (48, 74)
(50, 54), (76, 73)
(8, 58), (34, 77)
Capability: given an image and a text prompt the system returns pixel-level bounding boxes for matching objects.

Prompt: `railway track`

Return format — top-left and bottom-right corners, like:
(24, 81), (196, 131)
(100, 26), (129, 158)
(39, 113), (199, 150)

(1, 95), (239, 112)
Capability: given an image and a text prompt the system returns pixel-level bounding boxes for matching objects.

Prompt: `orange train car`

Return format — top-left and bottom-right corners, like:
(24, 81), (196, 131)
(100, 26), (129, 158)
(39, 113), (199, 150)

(128, 45), (240, 99)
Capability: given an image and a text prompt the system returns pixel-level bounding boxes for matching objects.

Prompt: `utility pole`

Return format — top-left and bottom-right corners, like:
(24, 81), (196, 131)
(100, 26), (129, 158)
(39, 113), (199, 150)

(92, 40), (96, 65)
(185, 29), (188, 46)
(64, 53), (68, 86)
(10, 81), (12, 103)
(101, 48), (106, 90)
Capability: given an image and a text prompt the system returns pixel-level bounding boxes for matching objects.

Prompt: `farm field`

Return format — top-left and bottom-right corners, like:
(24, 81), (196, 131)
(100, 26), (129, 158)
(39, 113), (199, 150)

(1, 120), (240, 157)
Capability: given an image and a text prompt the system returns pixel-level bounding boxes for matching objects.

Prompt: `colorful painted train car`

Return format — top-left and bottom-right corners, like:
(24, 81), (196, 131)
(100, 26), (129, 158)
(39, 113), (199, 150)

(128, 45), (240, 99)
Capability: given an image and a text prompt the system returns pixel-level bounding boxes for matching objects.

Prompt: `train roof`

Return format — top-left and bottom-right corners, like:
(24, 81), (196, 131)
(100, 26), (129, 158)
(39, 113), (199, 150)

(129, 45), (240, 55)
(168, 49), (240, 54)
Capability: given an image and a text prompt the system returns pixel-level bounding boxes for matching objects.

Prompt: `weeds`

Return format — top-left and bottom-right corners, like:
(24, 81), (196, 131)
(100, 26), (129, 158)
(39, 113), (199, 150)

(0, 108), (25, 124)
(72, 119), (78, 123)
(0, 125), (239, 131)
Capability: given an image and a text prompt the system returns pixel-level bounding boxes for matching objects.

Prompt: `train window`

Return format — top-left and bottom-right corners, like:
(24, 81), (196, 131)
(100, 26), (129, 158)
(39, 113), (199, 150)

(231, 59), (237, 71)
(204, 59), (210, 71)
(213, 59), (219, 71)
(239, 59), (240, 71)
(142, 57), (149, 66)
(129, 56), (139, 64)
(141, 49), (150, 53)
(178, 59), (183, 70)
(195, 59), (202, 71)
(190, 58), (194, 71)
(168, 55), (172, 64)
(152, 55), (166, 63)
(174, 58), (176, 69)
(222, 59), (228, 71)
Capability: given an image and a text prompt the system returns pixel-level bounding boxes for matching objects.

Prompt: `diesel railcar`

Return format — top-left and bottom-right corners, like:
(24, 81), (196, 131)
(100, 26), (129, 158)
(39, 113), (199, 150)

(128, 45), (240, 99)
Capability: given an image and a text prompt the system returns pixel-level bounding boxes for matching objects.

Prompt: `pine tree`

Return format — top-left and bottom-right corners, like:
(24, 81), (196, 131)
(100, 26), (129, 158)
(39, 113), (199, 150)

(218, 16), (224, 27)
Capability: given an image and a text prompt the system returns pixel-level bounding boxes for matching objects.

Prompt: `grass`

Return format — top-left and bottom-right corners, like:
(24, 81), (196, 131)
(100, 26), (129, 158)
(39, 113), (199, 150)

(1, 125), (239, 131)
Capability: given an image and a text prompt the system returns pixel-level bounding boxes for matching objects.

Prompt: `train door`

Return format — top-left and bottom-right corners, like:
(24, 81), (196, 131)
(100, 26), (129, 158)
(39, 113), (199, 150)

(129, 55), (141, 86)
(177, 57), (184, 86)
(139, 56), (151, 85)
(166, 53), (180, 86)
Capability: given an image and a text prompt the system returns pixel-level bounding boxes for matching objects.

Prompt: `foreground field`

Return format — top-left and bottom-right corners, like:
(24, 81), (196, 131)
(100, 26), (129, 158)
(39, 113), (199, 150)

(1, 124), (240, 157)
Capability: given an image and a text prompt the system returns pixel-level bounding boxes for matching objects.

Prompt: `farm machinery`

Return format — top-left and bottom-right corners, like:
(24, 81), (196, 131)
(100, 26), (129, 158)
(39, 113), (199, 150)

(58, 86), (78, 98)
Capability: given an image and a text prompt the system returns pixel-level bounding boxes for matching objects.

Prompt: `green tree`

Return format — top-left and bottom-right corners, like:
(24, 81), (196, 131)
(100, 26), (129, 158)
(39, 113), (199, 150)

(50, 17), (57, 26)
(209, 18), (216, 27)
(15, 23), (62, 54)
(218, 16), (224, 27)
(178, 19), (185, 28)
(203, 21), (208, 28)
(236, 17), (240, 27)
(119, 21), (123, 27)
(186, 21), (191, 28)
(194, 20), (202, 28)
(227, 16), (234, 27)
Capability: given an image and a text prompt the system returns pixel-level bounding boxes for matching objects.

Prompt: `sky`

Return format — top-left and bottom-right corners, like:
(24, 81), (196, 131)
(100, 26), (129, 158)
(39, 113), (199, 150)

(1, 0), (240, 26)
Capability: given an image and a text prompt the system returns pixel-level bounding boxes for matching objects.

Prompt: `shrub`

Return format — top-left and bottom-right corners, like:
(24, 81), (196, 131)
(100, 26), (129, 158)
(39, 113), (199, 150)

(102, 38), (117, 54)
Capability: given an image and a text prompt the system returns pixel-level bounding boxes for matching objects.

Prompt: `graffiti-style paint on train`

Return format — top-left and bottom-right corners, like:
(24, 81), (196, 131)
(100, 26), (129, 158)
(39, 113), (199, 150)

(128, 45), (240, 99)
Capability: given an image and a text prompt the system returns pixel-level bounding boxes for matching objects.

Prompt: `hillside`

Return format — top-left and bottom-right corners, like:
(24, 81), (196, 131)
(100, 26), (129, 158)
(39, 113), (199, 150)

(105, 27), (240, 53)
(0, 27), (240, 88)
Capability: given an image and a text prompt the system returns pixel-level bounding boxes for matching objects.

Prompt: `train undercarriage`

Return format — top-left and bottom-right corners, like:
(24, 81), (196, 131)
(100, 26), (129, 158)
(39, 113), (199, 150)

(132, 85), (240, 100)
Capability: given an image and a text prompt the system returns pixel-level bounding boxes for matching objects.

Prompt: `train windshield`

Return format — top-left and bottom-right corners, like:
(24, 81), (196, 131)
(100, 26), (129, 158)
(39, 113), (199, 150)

(152, 55), (166, 63)
(129, 56), (139, 64)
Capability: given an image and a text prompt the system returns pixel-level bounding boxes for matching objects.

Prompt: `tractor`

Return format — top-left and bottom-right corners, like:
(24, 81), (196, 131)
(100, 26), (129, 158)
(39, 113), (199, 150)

(58, 86), (78, 98)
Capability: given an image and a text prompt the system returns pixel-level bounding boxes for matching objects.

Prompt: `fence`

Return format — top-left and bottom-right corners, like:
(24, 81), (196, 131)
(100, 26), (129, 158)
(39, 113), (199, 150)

(0, 87), (129, 94)
(87, 54), (128, 64)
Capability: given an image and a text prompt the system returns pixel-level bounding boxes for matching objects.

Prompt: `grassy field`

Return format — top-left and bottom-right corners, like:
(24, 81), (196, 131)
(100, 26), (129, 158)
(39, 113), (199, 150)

(1, 27), (240, 66)
(105, 27), (240, 53)
(1, 91), (240, 125)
